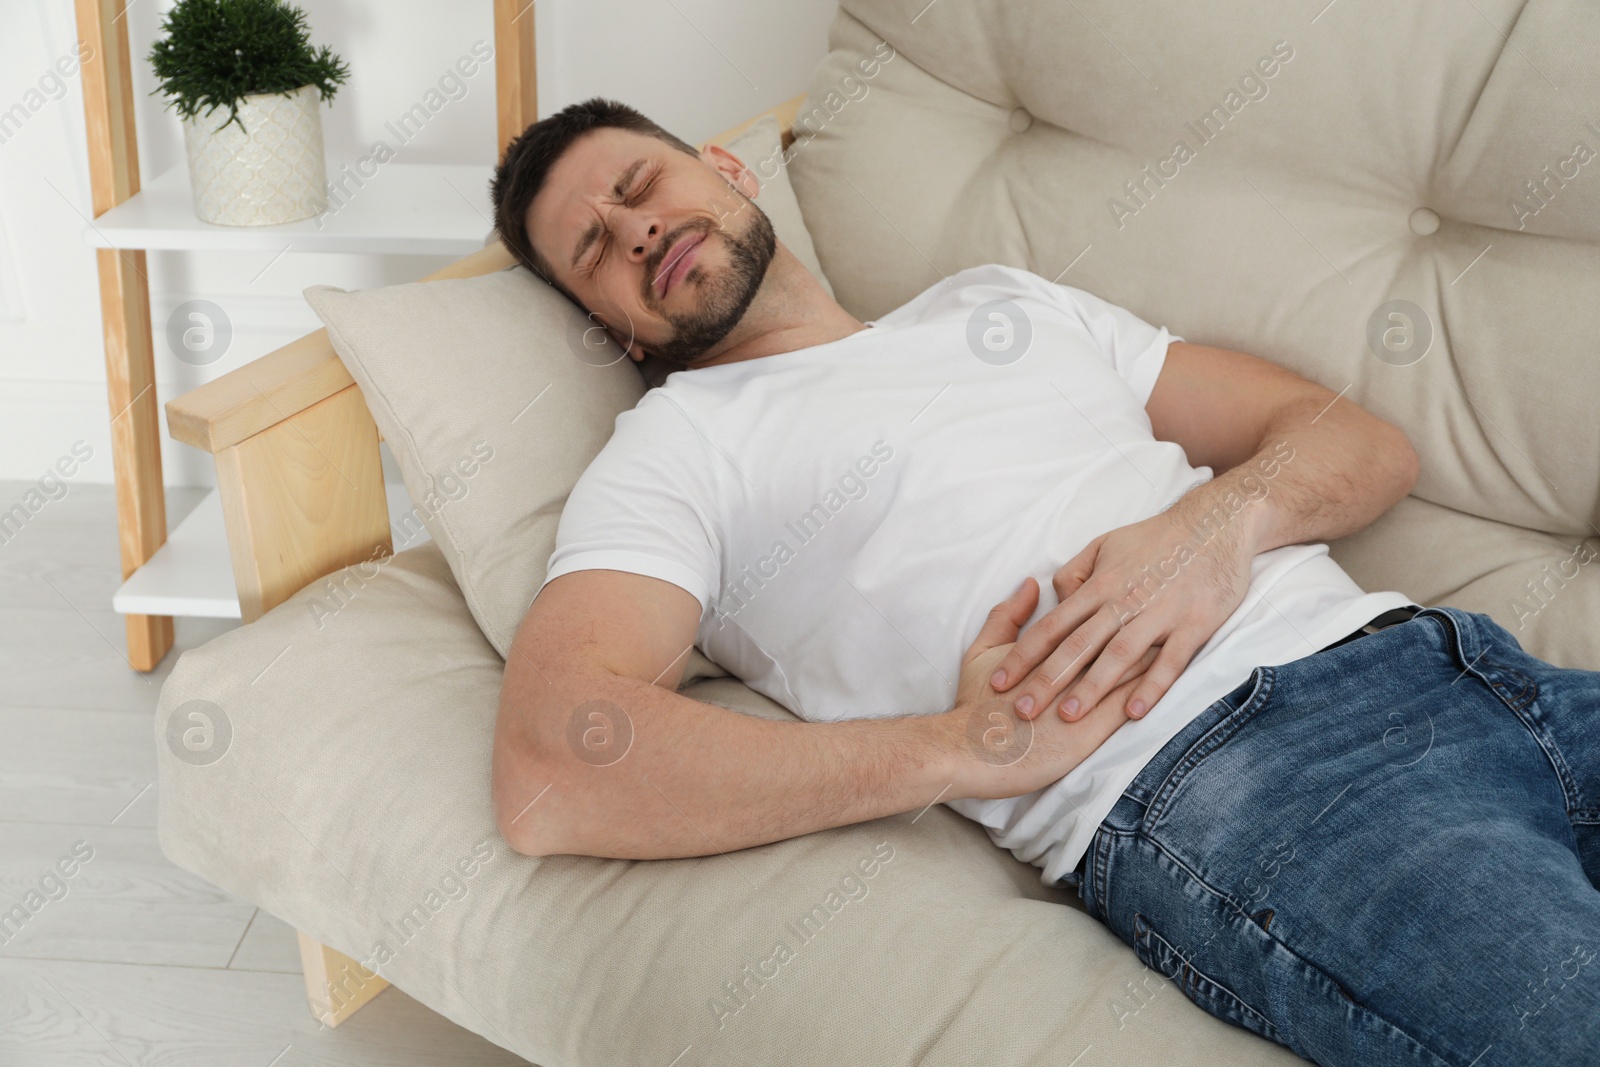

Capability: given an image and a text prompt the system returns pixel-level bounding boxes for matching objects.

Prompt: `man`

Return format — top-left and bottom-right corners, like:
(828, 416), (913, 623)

(487, 98), (1600, 1066)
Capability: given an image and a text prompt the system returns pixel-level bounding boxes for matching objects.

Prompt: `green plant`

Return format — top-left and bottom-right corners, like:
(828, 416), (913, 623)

(147, 0), (350, 136)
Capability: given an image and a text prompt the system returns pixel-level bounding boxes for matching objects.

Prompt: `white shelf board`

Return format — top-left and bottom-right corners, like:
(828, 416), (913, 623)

(83, 162), (497, 255)
(113, 483), (434, 619)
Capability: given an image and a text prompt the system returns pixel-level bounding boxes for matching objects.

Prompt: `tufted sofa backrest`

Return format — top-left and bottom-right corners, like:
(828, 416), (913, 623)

(787, 0), (1600, 667)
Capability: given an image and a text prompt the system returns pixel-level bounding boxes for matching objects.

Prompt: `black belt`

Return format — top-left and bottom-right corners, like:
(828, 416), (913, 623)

(1315, 604), (1423, 655)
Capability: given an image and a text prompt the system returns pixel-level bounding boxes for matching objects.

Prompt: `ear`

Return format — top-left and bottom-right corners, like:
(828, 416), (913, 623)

(699, 142), (760, 200)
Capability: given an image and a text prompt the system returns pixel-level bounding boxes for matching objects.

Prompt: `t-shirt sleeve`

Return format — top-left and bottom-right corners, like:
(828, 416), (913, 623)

(538, 393), (722, 615)
(1046, 280), (1182, 407)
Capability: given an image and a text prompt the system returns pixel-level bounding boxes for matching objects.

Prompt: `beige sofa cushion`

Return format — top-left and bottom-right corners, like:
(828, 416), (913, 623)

(156, 539), (1300, 1066)
(790, 0), (1600, 667)
(303, 113), (833, 662)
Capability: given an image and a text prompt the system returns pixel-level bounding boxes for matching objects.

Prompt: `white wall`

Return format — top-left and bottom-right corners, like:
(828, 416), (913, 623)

(0, 0), (835, 487)
(539, 0), (837, 146)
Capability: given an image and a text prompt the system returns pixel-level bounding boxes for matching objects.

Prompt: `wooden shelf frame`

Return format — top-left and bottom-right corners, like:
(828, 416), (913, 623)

(71, 0), (540, 671)
(76, 0), (170, 670)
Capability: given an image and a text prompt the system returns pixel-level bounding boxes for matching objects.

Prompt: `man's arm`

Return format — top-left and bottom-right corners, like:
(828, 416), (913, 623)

(492, 570), (1150, 859)
(493, 569), (965, 859)
(1142, 340), (1419, 552)
(990, 340), (1420, 723)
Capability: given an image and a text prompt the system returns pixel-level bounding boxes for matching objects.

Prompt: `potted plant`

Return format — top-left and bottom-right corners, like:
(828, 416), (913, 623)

(148, 0), (350, 226)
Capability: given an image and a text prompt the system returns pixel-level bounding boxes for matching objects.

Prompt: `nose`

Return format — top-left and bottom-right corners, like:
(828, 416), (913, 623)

(615, 206), (665, 265)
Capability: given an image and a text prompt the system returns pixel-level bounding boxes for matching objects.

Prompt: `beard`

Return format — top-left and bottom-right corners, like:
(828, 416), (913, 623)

(642, 201), (777, 366)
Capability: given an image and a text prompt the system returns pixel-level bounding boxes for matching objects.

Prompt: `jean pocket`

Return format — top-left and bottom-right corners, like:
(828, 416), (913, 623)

(1143, 666), (1277, 832)
(1131, 911), (1281, 1043)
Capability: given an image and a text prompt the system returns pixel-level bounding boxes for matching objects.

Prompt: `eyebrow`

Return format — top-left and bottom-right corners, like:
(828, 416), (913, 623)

(569, 157), (649, 271)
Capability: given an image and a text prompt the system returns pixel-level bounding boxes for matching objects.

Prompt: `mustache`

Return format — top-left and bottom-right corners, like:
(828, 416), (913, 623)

(645, 219), (716, 302)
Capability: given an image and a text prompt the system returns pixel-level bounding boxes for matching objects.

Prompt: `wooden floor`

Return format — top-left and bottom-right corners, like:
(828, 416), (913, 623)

(0, 479), (528, 1065)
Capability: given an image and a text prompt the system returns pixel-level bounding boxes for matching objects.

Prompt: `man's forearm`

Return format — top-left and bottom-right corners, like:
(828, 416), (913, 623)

(495, 671), (958, 860)
(1167, 394), (1419, 559)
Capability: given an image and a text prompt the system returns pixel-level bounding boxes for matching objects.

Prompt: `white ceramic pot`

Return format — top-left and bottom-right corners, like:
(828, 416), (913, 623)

(182, 82), (328, 226)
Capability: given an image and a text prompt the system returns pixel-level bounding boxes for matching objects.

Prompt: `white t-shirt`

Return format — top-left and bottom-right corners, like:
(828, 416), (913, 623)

(540, 263), (1415, 885)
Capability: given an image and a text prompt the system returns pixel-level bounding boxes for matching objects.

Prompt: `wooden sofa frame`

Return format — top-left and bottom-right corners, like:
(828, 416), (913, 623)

(164, 95), (806, 1028)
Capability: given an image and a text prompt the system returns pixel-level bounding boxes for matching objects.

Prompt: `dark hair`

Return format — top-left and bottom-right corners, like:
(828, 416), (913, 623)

(490, 97), (700, 305)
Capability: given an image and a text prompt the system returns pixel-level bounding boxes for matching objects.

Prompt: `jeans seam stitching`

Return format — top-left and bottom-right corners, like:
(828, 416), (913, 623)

(1088, 825), (1140, 920)
(1512, 691), (1585, 817)
(1258, 923), (1458, 1067)
(1091, 823), (1115, 921)
(1138, 834), (1457, 1067)
(1132, 911), (1281, 1036)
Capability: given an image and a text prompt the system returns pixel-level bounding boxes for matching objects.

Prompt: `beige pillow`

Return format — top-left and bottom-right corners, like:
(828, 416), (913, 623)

(303, 117), (832, 660)
(305, 268), (644, 660)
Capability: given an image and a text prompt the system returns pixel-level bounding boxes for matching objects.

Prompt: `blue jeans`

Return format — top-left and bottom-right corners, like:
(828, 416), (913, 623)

(1066, 606), (1600, 1066)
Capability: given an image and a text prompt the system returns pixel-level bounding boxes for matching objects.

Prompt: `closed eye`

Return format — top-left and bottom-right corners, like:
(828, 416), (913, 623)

(580, 165), (660, 276)
(625, 168), (657, 208)
(581, 240), (606, 277)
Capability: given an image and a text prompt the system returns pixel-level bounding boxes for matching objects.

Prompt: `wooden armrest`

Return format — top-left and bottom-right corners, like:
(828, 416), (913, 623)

(166, 327), (356, 455)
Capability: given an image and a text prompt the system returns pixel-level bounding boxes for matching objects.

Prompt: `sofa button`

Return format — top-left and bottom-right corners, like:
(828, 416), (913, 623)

(1408, 207), (1441, 235)
(1009, 106), (1034, 133)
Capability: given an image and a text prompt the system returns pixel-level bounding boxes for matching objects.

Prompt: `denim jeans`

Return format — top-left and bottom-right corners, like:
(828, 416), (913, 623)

(1065, 606), (1600, 1066)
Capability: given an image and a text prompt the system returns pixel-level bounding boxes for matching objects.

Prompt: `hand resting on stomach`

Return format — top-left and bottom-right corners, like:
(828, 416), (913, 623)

(944, 577), (1158, 802)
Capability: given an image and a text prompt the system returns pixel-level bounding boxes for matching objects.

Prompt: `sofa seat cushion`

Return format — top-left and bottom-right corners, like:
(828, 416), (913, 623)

(157, 540), (1300, 1066)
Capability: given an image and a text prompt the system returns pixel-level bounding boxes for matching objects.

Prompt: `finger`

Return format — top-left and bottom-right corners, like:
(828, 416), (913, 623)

(1057, 616), (1164, 721)
(1111, 643), (1161, 689)
(990, 584), (1105, 694)
(1051, 533), (1104, 604)
(1010, 604), (1121, 720)
(967, 577), (1040, 662)
(1055, 643), (1159, 717)
(1120, 633), (1202, 720)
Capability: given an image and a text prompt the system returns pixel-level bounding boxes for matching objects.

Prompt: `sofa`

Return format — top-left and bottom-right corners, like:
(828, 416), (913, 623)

(156, 0), (1600, 1063)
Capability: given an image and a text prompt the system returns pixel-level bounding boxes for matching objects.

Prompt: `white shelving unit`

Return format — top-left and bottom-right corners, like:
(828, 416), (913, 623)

(86, 160), (491, 620)
(86, 161), (497, 254)
(111, 480), (434, 618)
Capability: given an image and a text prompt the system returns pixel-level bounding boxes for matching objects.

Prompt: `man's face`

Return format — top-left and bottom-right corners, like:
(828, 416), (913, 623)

(525, 127), (777, 366)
